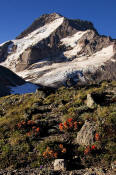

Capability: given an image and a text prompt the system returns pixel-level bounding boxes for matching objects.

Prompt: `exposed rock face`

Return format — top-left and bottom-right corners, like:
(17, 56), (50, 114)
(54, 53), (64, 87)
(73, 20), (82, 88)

(0, 13), (116, 87)
(0, 41), (13, 62)
(76, 121), (96, 146)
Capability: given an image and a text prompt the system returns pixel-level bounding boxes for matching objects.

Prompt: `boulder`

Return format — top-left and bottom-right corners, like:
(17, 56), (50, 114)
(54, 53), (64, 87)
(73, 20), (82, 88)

(111, 161), (116, 171)
(76, 120), (96, 146)
(54, 159), (67, 171)
(86, 93), (96, 109)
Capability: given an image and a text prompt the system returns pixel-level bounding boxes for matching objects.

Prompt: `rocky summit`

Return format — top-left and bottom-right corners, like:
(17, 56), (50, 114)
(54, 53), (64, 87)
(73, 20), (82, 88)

(0, 13), (116, 88)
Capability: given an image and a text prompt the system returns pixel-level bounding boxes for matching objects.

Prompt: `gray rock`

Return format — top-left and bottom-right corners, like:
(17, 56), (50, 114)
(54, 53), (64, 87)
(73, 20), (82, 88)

(86, 94), (96, 109)
(76, 120), (96, 146)
(111, 161), (116, 171)
(54, 159), (67, 171)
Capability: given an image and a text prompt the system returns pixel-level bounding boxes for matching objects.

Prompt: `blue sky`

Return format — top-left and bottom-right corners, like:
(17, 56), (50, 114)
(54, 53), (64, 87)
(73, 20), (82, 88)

(0, 0), (115, 44)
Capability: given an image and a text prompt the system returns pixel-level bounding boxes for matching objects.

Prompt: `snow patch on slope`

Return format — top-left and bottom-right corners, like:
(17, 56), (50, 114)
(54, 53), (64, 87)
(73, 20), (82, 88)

(60, 31), (88, 58)
(61, 31), (87, 47)
(10, 83), (38, 94)
(17, 45), (114, 86)
(1, 17), (64, 70)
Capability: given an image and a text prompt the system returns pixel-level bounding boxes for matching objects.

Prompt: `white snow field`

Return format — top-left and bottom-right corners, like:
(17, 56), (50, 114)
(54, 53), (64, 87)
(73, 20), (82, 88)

(17, 45), (114, 86)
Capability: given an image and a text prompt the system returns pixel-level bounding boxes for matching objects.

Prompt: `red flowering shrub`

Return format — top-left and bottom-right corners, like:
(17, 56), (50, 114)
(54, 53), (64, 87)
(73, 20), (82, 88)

(84, 144), (97, 155)
(16, 120), (40, 137)
(42, 144), (67, 160)
(42, 147), (58, 159)
(59, 118), (80, 132)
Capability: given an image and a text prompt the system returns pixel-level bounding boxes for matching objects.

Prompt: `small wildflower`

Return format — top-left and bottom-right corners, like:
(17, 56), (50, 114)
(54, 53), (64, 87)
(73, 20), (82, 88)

(78, 121), (82, 125)
(95, 133), (100, 141)
(40, 165), (43, 169)
(62, 148), (66, 153)
(26, 132), (31, 137)
(43, 152), (47, 158)
(91, 145), (96, 150)
(54, 152), (58, 158)
(67, 118), (73, 123)
(36, 127), (40, 132)
(49, 150), (53, 156)
(64, 122), (68, 129)
(27, 120), (32, 125)
(59, 144), (64, 149)
(17, 123), (21, 128)
(84, 146), (90, 155)
(74, 121), (78, 130)
(59, 123), (63, 131)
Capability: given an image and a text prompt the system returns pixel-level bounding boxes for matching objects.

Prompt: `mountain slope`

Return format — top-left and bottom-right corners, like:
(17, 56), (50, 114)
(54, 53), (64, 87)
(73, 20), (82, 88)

(0, 81), (115, 173)
(0, 13), (116, 87)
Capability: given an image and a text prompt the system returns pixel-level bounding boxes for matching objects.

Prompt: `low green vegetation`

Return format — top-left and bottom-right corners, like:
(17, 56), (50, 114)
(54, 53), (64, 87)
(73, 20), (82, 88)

(0, 81), (115, 170)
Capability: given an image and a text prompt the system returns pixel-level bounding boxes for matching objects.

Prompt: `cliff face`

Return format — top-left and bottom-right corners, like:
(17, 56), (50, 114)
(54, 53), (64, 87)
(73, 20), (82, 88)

(0, 13), (116, 87)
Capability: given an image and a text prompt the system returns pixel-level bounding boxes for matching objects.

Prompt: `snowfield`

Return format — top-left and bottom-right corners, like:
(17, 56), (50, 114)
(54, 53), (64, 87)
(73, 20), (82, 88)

(17, 45), (114, 86)
(61, 31), (87, 47)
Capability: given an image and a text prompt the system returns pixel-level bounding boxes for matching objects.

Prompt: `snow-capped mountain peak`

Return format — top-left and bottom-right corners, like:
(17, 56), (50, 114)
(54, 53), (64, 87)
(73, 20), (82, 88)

(0, 13), (116, 87)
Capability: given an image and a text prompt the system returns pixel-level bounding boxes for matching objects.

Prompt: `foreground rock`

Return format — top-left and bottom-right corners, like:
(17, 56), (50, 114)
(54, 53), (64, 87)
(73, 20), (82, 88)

(86, 93), (96, 109)
(76, 120), (96, 146)
(54, 159), (67, 171)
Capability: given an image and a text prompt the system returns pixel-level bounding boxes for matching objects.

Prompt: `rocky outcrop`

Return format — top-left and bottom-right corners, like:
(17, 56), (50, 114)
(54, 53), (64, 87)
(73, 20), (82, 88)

(0, 41), (13, 62)
(76, 121), (96, 146)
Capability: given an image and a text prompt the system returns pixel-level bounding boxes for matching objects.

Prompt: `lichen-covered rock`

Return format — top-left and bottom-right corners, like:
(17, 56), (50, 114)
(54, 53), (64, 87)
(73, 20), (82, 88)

(54, 159), (67, 171)
(76, 120), (96, 146)
(86, 93), (96, 109)
(111, 161), (116, 171)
